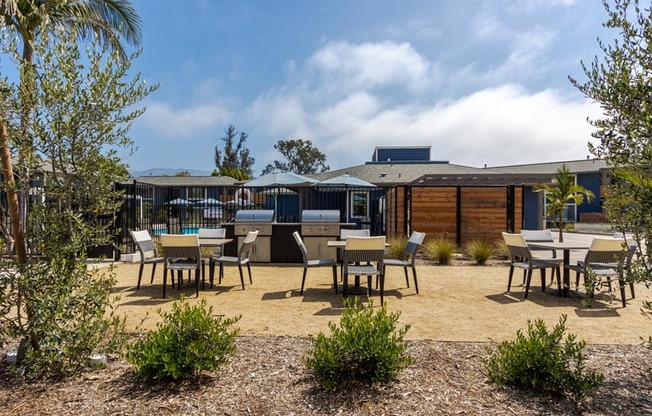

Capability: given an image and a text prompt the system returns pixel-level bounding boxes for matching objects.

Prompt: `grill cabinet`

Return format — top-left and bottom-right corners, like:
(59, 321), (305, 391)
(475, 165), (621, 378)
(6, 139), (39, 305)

(233, 210), (274, 262)
(300, 210), (340, 260)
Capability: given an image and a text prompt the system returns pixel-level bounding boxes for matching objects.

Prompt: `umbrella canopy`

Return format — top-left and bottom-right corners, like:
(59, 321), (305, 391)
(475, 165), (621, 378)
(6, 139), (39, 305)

(244, 172), (318, 187)
(164, 197), (192, 205)
(316, 174), (376, 188)
(195, 197), (224, 206)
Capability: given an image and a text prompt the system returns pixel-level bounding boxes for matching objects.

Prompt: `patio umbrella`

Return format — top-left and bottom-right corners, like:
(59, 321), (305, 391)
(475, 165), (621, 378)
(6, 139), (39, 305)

(164, 197), (191, 206)
(243, 172), (318, 187)
(316, 174), (376, 223)
(196, 198), (224, 206)
(244, 172), (318, 217)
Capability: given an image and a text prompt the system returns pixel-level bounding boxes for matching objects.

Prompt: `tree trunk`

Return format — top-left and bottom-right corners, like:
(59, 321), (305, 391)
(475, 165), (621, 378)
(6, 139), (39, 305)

(558, 212), (564, 243)
(0, 122), (27, 264)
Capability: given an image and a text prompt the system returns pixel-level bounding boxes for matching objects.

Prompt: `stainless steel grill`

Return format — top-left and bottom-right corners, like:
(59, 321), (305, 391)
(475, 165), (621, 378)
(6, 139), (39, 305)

(300, 210), (341, 260)
(233, 210), (274, 262)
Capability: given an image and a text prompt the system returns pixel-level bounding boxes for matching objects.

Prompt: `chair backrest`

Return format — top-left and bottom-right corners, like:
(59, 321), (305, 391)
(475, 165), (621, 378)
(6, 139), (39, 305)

(159, 234), (201, 260)
(344, 236), (386, 265)
(198, 228), (226, 239)
(340, 229), (370, 239)
(238, 230), (259, 261)
(130, 230), (157, 260)
(502, 232), (531, 259)
(585, 237), (628, 265)
(292, 231), (309, 264)
(521, 229), (554, 243)
(400, 231), (426, 263)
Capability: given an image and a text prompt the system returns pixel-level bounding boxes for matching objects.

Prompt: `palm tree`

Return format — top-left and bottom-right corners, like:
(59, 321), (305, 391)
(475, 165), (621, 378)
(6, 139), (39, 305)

(0, 0), (142, 263)
(535, 165), (595, 242)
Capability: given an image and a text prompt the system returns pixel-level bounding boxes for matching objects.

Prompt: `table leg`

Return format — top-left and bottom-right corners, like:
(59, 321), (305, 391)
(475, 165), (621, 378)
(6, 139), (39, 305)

(562, 249), (570, 297)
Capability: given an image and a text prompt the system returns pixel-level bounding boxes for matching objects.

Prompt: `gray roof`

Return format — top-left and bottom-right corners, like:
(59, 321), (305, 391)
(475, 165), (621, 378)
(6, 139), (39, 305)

(485, 158), (608, 175)
(309, 162), (488, 185)
(134, 175), (238, 186)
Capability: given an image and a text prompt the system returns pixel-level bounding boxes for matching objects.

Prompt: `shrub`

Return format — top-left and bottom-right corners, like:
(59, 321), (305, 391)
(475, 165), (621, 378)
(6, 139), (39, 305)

(2, 258), (127, 380)
(304, 298), (414, 391)
(483, 315), (604, 403)
(464, 240), (495, 265)
(424, 237), (457, 265)
(493, 239), (510, 259)
(386, 235), (408, 259)
(126, 297), (240, 381)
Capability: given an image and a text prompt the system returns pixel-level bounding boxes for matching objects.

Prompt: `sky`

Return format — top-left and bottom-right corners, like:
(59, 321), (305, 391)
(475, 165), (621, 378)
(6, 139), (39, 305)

(126, 0), (614, 176)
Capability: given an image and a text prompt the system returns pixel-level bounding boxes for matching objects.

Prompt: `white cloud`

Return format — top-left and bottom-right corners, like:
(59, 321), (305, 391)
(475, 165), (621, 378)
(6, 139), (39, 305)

(141, 101), (232, 139)
(308, 41), (431, 92)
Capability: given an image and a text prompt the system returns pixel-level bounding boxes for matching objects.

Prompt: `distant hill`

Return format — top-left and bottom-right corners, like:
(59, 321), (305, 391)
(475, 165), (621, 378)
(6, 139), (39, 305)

(129, 167), (213, 177)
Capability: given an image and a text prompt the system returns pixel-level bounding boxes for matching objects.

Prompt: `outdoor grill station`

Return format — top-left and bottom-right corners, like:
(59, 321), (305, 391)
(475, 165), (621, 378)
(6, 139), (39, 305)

(220, 209), (355, 264)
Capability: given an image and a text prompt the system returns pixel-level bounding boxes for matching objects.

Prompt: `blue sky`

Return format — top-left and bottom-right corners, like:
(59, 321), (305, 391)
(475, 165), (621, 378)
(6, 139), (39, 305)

(126, 0), (612, 175)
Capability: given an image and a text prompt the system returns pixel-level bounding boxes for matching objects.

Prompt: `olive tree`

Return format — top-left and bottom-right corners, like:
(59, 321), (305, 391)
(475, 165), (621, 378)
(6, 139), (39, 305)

(262, 138), (329, 175)
(0, 27), (157, 378)
(569, 0), (652, 342)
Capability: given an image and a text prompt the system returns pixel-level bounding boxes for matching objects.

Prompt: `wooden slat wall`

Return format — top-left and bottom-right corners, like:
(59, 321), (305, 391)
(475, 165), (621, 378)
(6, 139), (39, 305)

(385, 187), (405, 238)
(406, 186), (523, 244)
(411, 187), (457, 240)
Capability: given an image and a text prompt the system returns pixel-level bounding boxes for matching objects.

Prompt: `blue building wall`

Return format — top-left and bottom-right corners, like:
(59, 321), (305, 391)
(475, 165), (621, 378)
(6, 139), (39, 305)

(576, 172), (602, 216)
(522, 186), (540, 230)
(373, 147), (430, 162)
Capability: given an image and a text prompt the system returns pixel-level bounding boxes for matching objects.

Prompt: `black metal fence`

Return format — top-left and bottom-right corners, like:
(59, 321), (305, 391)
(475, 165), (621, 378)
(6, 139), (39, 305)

(115, 180), (390, 256)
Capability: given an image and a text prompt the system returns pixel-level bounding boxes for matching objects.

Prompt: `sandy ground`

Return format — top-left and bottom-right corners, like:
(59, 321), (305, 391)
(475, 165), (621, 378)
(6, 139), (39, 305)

(106, 257), (652, 345)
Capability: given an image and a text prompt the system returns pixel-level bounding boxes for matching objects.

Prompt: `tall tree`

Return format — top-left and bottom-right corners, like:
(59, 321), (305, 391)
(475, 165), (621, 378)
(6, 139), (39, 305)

(0, 27), (155, 375)
(534, 165), (594, 242)
(213, 125), (255, 180)
(0, 0), (142, 264)
(569, 0), (652, 340)
(262, 139), (329, 175)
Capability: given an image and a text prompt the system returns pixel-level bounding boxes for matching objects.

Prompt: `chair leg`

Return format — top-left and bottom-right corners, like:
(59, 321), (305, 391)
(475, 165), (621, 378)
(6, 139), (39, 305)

(366, 275), (372, 297)
(540, 269), (546, 292)
(343, 273), (348, 298)
(412, 266), (419, 294)
(238, 265), (245, 290)
(332, 265), (338, 294)
(524, 269), (533, 298)
(507, 265), (515, 292)
(195, 268), (200, 297)
(150, 263), (157, 284)
(247, 262), (253, 284)
(163, 267), (167, 298)
(219, 263), (224, 284)
(616, 276), (627, 308)
(137, 263), (144, 289)
(380, 273), (385, 305)
(555, 267), (561, 296)
(404, 267), (409, 288)
(300, 267), (308, 295)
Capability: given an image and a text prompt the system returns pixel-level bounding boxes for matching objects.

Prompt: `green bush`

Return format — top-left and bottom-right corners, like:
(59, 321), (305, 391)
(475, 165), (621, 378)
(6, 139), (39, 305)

(483, 315), (604, 402)
(386, 235), (408, 259)
(2, 258), (127, 380)
(304, 298), (414, 391)
(464, 240), (495, 265)
(493, 239), (510, 259)
(126, 297), (240, 381)
(424, 237), (457, 265)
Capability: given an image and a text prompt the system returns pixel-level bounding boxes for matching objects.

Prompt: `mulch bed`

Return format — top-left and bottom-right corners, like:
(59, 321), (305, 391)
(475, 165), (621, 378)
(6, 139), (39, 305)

(0, 336), (650, 415)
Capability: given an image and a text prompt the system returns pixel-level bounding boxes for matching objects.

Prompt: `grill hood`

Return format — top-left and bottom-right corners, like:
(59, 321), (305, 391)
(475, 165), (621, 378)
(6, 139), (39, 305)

(301, 210), (340, 222)
(234, 209), (275, 222)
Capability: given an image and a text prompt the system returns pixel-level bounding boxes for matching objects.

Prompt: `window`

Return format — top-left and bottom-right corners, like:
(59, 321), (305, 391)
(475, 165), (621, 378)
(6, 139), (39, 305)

(351, 192), (368, 217)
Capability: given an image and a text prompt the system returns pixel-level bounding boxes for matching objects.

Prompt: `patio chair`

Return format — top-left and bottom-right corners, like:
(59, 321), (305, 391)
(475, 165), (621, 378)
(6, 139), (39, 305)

(198, 227), (226, 282)
(502, 232), (561, 298)
(159, 234), (204, 298)
(342, 236), (386, 303)
(382, 231), (425, 294)
(130, 230), (164, 290)
(292, 232), (338, 295)
(568, 237), (632, 307)
(520, 229), (561, 284)
(211, 230), (258, 290)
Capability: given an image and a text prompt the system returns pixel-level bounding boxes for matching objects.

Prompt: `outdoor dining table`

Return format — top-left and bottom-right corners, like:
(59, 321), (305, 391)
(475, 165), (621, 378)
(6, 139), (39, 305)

(198, 238), (233, 247)
(527, 241), (590, 297)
